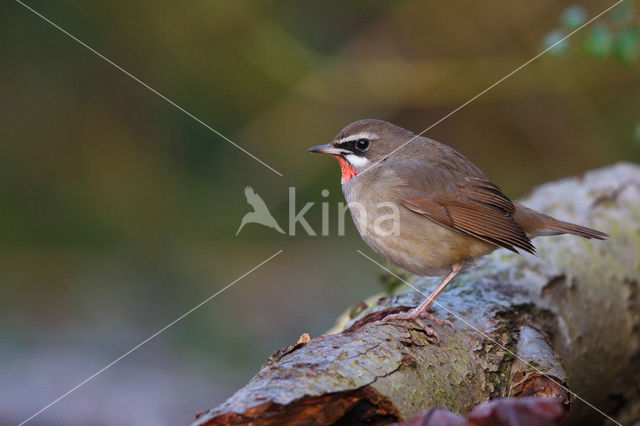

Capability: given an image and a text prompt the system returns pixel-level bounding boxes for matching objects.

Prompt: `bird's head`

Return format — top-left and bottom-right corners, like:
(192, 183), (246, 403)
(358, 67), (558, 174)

(309, 119), (414, 183)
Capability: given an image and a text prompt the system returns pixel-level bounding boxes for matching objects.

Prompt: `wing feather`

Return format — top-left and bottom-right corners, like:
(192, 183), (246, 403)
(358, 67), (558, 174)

(394, 158), (535, 254)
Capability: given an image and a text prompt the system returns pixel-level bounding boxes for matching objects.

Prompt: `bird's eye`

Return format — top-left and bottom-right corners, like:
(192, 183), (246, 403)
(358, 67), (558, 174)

(355, 139), (370, 151)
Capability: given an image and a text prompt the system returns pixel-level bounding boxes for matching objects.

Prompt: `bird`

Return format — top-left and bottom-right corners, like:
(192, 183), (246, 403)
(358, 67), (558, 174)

(309, 119), (607, 338)
(236, 186), (285, 235)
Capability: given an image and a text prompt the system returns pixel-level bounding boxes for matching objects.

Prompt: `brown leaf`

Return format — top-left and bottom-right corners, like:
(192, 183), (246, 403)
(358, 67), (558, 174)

(401, 408), (466, 426)
(467, 397), (566, 426)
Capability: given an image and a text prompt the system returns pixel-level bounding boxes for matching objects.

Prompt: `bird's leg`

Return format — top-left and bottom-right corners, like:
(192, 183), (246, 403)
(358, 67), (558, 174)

(412, 263), (463, 320)
(383, 263), (464, 338)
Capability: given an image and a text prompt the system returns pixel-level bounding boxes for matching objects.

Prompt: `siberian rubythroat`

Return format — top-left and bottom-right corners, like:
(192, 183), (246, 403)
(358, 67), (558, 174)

(309, 119), (607, 337)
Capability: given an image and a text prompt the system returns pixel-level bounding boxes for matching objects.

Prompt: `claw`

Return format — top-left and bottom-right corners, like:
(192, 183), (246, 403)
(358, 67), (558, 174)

(423, 312), (455, 330)
(381, 308), (453, 340)
(414, 317), (438, 339)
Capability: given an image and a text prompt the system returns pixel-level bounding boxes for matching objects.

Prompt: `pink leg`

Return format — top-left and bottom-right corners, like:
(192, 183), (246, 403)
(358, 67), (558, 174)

(383, 263), (464, 338)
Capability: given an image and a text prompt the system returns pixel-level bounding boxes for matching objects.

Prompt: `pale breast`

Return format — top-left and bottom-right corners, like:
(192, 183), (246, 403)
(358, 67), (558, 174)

(343, 170), (496, 276)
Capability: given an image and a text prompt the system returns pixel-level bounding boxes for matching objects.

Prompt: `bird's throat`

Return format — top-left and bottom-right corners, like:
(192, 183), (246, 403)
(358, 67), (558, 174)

(334, 155), (358, 184)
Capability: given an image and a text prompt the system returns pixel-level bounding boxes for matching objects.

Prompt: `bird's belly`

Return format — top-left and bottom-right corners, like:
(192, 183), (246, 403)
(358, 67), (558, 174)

(350, 201), (496, 276)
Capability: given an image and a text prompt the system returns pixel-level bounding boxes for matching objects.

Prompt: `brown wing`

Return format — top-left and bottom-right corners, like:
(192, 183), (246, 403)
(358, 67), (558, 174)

(393, 157), (535, 254)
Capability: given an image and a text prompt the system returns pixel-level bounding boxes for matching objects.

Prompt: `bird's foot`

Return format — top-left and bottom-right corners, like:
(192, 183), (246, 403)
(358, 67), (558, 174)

(382, 308), (454, 339)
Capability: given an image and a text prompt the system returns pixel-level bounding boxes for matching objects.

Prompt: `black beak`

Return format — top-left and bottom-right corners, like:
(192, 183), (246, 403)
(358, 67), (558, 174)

(308, 144), (350, 156)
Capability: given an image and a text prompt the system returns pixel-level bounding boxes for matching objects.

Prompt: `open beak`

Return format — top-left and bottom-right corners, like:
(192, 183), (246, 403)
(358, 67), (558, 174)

(308, 144), (350, 156)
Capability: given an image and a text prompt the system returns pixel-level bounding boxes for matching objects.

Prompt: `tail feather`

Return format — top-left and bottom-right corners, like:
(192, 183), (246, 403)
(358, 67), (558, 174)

(543, 219), (608, 240)
(514, 203), (608, 240)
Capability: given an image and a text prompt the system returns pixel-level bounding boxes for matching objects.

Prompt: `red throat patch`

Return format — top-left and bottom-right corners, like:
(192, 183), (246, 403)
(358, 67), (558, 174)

(333, 155), (358, 184)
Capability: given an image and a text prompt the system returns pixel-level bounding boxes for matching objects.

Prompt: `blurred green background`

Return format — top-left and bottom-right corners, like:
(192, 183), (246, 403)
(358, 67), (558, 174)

(1, 1), (639, 424)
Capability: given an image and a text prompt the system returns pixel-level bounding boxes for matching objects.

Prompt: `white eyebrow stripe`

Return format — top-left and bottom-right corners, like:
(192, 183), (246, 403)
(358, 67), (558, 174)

(336, 132), (379, 144)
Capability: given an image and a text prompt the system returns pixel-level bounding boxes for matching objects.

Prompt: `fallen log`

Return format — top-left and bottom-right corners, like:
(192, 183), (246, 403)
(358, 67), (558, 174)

(194, 163), (640, 425)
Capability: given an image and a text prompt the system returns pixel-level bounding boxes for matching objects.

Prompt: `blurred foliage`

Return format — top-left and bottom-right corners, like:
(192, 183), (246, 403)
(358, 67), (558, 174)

(545, 2), (640, 64)
(545, 2), (640, 148)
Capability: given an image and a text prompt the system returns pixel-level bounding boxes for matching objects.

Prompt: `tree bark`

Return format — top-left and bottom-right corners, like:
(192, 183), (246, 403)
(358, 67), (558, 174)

(194, 163), (640, 426)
